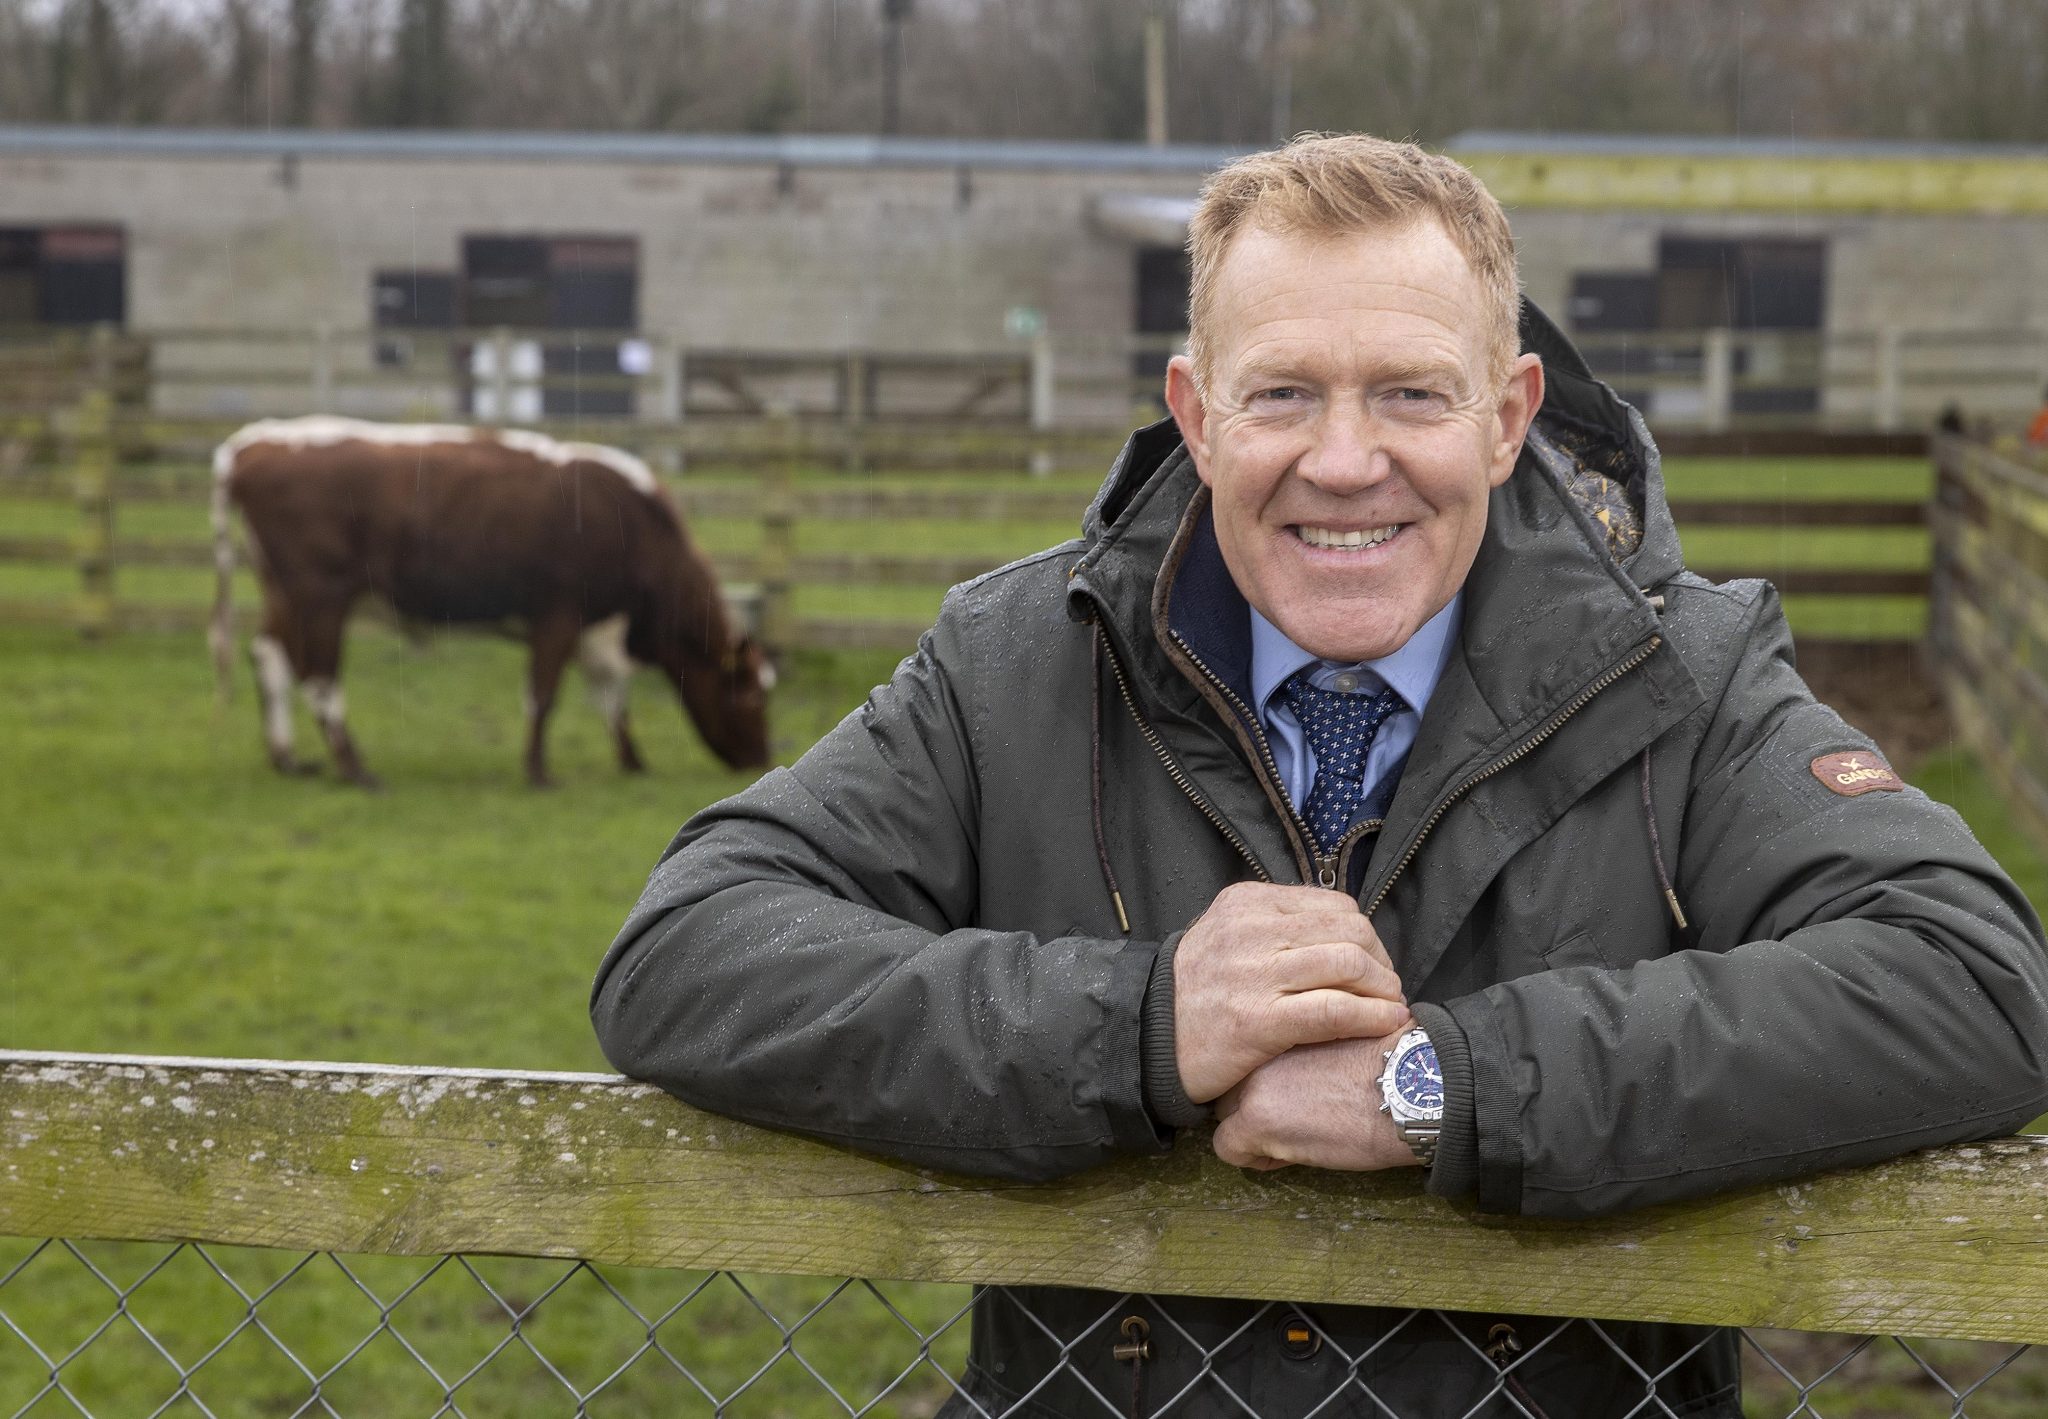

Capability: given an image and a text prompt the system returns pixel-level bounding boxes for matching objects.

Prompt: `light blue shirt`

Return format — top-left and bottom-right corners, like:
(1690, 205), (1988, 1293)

(1249, 595), (1462, 814)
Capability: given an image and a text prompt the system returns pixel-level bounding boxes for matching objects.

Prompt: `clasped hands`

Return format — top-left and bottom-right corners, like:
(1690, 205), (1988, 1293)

(1175, 882), (1418, 1173)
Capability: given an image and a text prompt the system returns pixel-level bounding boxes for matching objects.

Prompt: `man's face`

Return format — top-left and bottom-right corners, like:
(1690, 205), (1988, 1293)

(1165, 218), (1543, 663)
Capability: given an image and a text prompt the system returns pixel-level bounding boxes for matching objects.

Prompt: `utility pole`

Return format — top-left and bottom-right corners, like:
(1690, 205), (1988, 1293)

(1144, 0), (1168, 147)
(880, 0), (911, 136)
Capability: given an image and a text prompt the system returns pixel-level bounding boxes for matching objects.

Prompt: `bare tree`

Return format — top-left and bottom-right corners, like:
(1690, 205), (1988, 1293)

(289, 0), (325, 126)
(3, 0), (2047, 147)
(222, 0), (268, 127)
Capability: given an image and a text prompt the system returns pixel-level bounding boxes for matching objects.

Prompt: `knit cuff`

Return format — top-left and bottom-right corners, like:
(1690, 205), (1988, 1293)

(1140, 931), (1211, 1130)
(1411, 1003), (1479, 1200)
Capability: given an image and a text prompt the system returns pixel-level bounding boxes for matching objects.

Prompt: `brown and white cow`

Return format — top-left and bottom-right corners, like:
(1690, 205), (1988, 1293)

(210, 416), (773, 788)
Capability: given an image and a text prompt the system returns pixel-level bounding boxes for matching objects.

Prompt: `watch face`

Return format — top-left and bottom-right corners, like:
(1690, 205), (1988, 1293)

(1393, 1040), (1444, 1116)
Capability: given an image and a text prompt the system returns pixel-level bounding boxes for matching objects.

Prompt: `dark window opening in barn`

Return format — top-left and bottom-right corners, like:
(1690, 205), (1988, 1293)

(462, 236), (552, 327)
(1568, 237), (1828, 421)
(459, 234), (640, 420)
(1660, 236), (1828, 416)
(543, 237), (639, 417)
(0, 226), (126, 327)
(370, 269), (457, 368)
(0, 229), (37, 326)
(1133, 245), (1189, 412)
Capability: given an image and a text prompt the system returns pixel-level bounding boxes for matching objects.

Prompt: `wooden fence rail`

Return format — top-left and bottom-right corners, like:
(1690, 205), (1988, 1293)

(0, 405), (1935, 651)
(4, 1051), (2048, 1344)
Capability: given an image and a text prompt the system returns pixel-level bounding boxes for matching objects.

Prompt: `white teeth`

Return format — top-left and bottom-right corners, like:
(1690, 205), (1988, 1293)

(1297, 525), (1398, 550)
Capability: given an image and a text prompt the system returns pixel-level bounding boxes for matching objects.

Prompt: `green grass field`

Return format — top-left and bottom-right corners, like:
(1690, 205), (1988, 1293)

(6, 451), (2047, 1414)
(0, 626), (975, 1415)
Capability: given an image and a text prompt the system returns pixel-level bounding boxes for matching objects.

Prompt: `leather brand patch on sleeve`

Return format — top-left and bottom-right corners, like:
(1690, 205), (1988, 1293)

(1810, 751), (1903, 796)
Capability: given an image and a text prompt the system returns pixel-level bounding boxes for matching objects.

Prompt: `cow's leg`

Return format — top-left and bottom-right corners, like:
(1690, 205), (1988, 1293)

(524, 610), (583, 789)
(249, 597), (317, 775)
(577, 615), (645, 774)
(296, 604), (378, 790)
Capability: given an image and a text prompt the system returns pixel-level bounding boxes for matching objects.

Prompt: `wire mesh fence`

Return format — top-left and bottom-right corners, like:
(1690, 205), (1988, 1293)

(5, 1238), (2048, 1418)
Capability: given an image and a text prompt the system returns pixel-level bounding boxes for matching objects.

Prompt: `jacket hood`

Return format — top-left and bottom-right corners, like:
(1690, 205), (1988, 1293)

(1073, 297), (1683, 597)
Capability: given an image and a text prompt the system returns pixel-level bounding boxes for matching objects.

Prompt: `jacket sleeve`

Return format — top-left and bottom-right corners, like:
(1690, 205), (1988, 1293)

(589, 596), (1169, 1180)
(1428, 584), (2048, 1217)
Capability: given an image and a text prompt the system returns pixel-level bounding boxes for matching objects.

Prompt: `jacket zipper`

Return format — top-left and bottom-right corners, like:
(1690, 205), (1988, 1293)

(1362, 635), (1664, 917)
(1172, 632), (1385, 890)
(1101, 635), (1272, 883)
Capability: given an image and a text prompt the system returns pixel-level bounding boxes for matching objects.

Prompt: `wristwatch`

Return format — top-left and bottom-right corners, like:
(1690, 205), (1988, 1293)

(1378, 1027), (1444, 1167)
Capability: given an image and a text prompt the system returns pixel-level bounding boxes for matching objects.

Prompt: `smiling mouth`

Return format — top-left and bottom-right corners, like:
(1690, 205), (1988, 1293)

(1293, 524), (1402, 550)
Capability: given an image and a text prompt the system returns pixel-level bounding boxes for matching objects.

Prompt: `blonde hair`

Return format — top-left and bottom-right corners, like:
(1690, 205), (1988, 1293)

(1185, 133), (1522, 391)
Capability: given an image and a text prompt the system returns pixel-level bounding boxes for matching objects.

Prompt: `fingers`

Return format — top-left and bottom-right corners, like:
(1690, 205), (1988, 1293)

(1263, 884), (1365, 915)
(1270, 940), (1404, 1001)
(1276, 988), (1411, 1045)
(1212, 1116), (1293, 1170)
(1269, 910), (1397, 974)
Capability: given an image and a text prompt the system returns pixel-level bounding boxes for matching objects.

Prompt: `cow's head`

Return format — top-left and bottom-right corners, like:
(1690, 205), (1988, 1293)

(677, 633), (775, 771)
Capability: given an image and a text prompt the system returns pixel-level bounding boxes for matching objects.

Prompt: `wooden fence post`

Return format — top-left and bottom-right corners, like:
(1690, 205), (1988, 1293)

(659, 338), (684, 426)
(843, 353), (869, 477)
(71, 386), (115, 640)
(310, 321), (335, 412)
(758, 416), (798, 654)
(1702, 328), (1734, 434)
(1029, 331), (1055, 477)
(1874, 326), (1902, 433)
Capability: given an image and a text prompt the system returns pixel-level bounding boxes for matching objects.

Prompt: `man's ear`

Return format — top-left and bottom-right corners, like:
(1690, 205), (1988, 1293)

(1488, 353), (1545, 488)
(1164, 355), (1213, 481)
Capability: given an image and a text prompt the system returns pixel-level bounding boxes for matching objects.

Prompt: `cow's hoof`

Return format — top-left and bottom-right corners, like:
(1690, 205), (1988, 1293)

(343, 771), (385, 792)
(271, 756), (321, 777)
(527, 773), (558, 791)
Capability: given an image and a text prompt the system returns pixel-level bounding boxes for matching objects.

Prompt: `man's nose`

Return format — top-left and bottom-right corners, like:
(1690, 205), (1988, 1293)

(1295, 403), (1393, 493)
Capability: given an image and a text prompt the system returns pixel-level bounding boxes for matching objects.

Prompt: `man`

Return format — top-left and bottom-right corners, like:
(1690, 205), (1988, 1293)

(593, 135), (2048, 1417)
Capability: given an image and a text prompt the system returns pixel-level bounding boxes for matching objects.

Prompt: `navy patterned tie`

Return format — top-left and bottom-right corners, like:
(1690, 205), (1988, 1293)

(1280, 672), (1406, 855)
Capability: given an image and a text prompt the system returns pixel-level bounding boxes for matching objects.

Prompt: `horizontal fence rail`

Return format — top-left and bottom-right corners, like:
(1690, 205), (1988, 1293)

(7, 322), (2046, 434)
(0, 405), (1936, 653)
(6, 1052), (2048, 1417)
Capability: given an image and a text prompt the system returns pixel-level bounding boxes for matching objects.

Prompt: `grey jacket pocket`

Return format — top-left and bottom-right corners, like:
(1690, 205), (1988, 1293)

(1541, 928), (1624, 971)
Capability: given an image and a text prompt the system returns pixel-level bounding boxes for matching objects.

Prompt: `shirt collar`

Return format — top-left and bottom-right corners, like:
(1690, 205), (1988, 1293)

(1249, 593), (1463, 719)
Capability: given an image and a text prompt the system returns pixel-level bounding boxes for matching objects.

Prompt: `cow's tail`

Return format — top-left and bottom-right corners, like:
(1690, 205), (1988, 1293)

(209, 438), (239, 706)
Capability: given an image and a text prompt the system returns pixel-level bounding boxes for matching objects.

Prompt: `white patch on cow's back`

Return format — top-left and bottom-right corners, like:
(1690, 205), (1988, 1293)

(213, 416), (660, 500)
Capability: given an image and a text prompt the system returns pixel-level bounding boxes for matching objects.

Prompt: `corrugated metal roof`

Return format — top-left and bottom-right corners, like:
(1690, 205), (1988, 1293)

(10, 123), (2044, 170)
(0, 124), (1251, 173)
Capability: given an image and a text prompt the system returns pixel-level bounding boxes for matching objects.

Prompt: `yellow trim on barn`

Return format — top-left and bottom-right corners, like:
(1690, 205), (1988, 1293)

(1458, 151), (2048, 215)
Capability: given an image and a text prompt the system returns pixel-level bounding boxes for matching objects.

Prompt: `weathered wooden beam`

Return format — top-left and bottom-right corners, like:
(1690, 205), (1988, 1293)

(1687, 567), (1929, 596)
(1669, 499), (1925, 527)
(1654, 431), (1929, 458)
(5, 1052), (2048, 1344)
(791, 616), (928, 651)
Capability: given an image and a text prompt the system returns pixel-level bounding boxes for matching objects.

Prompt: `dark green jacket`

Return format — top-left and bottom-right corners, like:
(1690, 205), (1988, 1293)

(593, 307), (2048, 1417)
